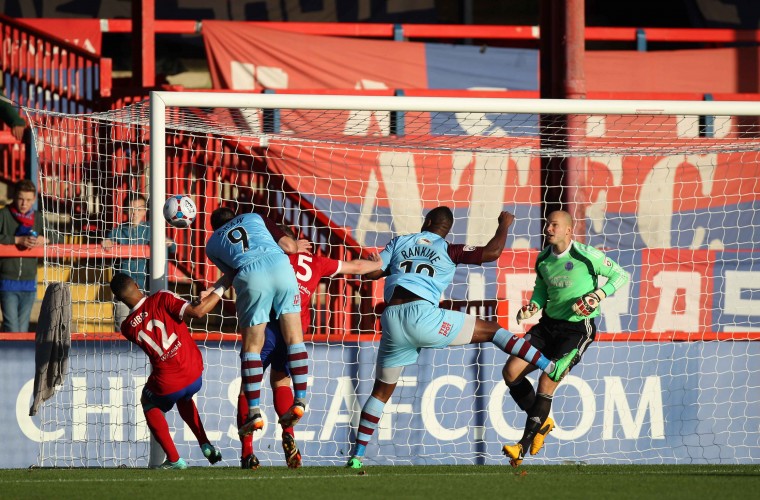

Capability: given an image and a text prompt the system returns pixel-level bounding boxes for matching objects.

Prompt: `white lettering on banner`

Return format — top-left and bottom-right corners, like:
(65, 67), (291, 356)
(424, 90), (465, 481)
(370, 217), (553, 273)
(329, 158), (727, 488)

(421, 376), (468, 440)
(320, 376), (362, 441)
(455, 112), (508, 136)
(468, 273), (486, 301)
(380, 377), (416, 441)
(724, 271), (760, 316)
(377, 152), (424, 235)
(16, 379), (64, 442)
(230, 62), (288, 90)
(585, 156), (623, 234)
(603, 376), (665, 439)
(550, 375), (596, 440)
(651, 271), (701, 332)
(10, 372), (666, 446)
(231, 61), (255, 90)
(487, 379), (529, 441)
(72, 377), (124, 441)
(463, 153), (508, 246)
(257, 66), (289, 89)
(598, 275), (630, 333)
(345, 80), (390, 136)
(357, 151), (528, 247)
(638, 154), (718, 248)
(586, 116), (606, 137)
(676, 115), (700, 138)
(354, 169), (391, 245)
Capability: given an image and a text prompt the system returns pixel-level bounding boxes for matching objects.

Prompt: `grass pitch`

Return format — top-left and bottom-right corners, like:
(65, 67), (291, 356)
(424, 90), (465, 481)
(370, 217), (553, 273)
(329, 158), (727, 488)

(1, 464), (758, 500)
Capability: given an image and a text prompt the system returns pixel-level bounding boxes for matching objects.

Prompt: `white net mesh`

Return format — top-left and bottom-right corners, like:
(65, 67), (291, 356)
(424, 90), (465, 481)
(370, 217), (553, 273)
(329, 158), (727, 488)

(25, 96), (760, 466)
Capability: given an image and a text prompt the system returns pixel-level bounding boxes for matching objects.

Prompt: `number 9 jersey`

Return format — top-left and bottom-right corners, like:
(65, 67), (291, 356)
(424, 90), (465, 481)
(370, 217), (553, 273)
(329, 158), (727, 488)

(119, 291), (203, 395)
(379, 231), (485, 305)
(205, 212), (287, 274)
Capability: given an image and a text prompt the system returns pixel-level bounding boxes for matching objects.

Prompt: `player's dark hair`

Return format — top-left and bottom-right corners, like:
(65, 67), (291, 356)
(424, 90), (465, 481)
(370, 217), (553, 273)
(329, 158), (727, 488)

(278, 224), (296, 239)
(424, 206), (454, 230)
(110, 272), (135, 300)
(211, 207), (236, 230)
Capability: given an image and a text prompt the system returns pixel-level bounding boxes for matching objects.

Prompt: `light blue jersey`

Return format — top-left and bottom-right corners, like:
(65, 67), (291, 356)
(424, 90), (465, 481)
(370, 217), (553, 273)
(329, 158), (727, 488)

(206, 213), (284, 274)
(206, 212), (299, 327)
(380, 231), (456, 305)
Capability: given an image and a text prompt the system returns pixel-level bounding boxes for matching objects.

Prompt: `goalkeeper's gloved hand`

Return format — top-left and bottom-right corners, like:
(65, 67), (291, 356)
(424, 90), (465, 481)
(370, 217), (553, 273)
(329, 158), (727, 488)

(572, 289), (606, 317)
(516, 302), (540, 325)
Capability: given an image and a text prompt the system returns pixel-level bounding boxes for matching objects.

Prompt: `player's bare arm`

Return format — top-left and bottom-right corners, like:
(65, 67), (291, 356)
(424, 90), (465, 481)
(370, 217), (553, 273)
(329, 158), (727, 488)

(339, 253), (383, 275)
(185, 275), (232, 319)
(481, 211), (515, 262)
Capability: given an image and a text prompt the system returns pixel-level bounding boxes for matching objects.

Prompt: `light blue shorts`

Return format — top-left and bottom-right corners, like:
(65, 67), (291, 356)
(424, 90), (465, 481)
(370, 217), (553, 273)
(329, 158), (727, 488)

(377, 301), (476, 369)
(233, 253), (301, 328)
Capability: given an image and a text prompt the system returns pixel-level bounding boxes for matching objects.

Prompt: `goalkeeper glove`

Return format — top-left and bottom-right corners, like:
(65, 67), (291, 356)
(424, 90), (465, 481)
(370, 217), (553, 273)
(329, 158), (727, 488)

(516, 302), (540, 325)
(572, 289), (606, 317)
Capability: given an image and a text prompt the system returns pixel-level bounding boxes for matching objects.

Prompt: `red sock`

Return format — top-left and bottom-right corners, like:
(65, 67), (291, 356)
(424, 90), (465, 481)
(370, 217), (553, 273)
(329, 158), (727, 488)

(238, 393), (253, 457)
(144, 407), (180, 462)
(176, 399), (209, 446)
(274, 385), (295, 437)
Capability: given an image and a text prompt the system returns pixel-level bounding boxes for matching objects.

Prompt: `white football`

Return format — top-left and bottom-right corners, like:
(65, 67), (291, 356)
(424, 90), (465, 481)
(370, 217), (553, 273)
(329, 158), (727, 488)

(163, 195), (197, 228)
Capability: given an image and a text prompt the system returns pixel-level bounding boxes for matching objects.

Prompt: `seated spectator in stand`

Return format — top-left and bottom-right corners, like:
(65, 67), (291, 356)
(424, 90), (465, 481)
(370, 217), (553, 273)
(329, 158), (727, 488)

(0, 179), (47, 332)
(102, 194), (176, 330)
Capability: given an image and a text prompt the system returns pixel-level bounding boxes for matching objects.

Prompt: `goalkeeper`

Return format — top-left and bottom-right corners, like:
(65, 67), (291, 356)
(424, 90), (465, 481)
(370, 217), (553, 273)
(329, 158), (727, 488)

(503, 210), (628, 467)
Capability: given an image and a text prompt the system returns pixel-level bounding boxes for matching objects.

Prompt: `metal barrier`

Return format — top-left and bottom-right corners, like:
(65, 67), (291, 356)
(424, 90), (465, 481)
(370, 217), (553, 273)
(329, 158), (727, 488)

(0, 14), (111, 113)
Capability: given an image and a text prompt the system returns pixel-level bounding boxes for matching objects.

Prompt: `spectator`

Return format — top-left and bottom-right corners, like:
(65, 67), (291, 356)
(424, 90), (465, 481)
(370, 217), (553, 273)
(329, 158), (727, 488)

(0, 179), (46, 333)
(102, 194), (176, 330)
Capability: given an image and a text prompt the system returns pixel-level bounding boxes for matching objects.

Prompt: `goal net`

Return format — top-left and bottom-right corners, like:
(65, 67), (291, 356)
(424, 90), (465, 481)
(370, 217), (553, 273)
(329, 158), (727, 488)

(24, 94), (760, 467)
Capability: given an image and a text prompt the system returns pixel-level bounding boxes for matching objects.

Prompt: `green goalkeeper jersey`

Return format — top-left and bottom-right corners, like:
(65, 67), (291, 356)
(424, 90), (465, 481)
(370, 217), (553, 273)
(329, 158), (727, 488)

(530, 241), (628, 322)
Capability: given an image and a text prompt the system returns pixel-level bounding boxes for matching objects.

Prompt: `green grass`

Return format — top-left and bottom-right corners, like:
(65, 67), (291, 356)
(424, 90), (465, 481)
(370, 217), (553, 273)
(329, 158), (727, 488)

(1, 465), (758, 500)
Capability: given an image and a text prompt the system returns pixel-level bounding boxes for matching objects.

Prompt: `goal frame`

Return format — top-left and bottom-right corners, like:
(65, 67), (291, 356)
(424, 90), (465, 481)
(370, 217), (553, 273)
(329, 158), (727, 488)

(148, 90), (760, 293)
(145, 92), (760, 467)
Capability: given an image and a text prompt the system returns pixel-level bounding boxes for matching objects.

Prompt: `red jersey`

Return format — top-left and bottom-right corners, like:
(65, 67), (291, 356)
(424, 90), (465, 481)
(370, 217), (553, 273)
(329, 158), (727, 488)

(288, 252), (341, 332)
(120, 291), (204, 395)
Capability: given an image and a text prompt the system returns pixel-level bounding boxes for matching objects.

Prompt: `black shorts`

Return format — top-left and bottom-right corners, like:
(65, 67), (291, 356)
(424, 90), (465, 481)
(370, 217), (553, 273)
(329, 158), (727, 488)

(524, 314), (596, 370)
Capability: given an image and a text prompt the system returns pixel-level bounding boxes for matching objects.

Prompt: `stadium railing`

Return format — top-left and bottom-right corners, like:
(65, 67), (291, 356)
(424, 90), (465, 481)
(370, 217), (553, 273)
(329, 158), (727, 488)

(51, 18), (760, 50)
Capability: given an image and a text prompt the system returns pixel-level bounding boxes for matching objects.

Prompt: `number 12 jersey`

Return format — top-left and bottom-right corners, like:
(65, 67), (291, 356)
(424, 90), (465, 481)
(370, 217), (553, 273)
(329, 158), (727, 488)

(120, 291), (203, 395)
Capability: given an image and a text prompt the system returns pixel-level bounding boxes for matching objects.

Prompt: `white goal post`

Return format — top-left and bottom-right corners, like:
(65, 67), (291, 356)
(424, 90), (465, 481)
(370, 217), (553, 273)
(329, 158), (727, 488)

(24, 92), (760, 467)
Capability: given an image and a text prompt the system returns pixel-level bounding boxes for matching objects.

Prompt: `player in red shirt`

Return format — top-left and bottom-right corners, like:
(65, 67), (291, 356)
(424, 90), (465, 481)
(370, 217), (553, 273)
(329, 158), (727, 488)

(110, 272), (230, 469)
(237, 225), (381, 469)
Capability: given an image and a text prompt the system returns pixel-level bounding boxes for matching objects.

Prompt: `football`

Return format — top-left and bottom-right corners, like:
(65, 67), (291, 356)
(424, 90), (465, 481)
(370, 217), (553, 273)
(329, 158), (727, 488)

(163, 195), (197, 228)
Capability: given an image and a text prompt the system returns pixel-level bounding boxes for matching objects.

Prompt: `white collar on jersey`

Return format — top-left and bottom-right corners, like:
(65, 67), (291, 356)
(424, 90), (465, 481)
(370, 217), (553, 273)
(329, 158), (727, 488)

(130, 296), (147, 314)
(552, 240), (574, 258)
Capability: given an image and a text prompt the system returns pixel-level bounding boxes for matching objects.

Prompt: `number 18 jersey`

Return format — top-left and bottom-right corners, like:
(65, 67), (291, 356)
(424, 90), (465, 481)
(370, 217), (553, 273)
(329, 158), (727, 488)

(379, 231), (485, 305)
(120, 291), (203, 395)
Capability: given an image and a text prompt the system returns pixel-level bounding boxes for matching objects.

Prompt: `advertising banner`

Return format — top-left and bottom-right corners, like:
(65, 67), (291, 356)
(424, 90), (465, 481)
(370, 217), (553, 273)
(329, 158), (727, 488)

(2, 340), (758, 468)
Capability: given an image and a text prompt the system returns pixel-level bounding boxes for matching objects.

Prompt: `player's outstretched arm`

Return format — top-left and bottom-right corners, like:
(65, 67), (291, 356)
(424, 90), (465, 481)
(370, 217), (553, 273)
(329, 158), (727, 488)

(185, 275), (231, 320)
(339, 252), (383, 276)
(481, 211), (515, 262)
